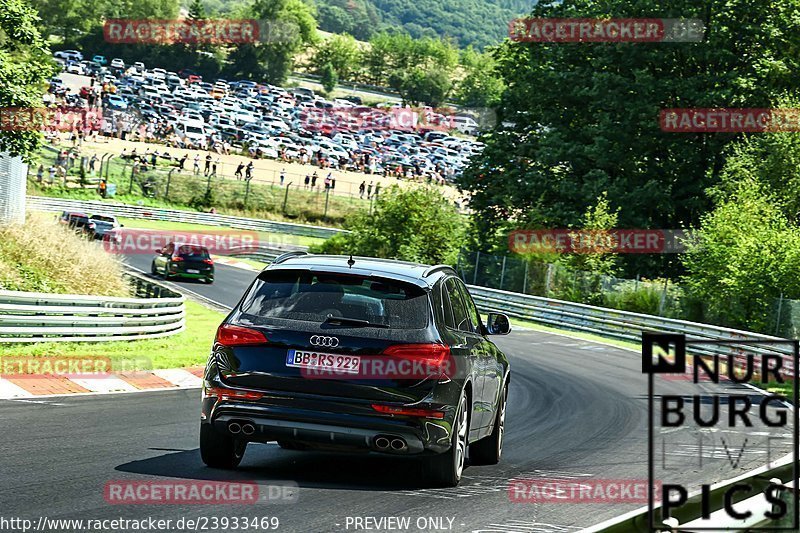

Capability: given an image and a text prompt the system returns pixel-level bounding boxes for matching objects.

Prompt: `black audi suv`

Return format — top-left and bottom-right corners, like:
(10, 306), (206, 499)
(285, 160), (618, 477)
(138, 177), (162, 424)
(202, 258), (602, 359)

(200, 253), (511, 486)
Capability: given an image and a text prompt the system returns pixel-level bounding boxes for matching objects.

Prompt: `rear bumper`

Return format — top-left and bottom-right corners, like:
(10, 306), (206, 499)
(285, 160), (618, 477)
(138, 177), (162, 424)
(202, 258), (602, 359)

(201, 385), (455, 455)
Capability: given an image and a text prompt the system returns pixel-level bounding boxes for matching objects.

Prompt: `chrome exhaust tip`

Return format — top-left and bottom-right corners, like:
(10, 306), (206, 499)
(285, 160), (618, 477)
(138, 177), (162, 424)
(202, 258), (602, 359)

(390, 438), (407, 451)
(228, 422), (242, 435)
(374, 437), (390, 450)
(241, 423), (256, 436)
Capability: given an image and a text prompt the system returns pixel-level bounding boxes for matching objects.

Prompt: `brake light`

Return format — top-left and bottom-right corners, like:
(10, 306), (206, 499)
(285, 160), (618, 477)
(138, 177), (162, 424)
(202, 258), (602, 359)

(172, 256), (183, 262)
(205, 386), (264, 401)
(215, 323), (268, 346)
(203, 259), (213, 265)
(382, 343), (451, 367)
(371, 404), (445, 419)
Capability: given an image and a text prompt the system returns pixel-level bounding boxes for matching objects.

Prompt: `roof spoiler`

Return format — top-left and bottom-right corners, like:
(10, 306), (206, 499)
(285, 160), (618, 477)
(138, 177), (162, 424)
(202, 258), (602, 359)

(422, 264), (456, 277)
(272, 251), (309, 264)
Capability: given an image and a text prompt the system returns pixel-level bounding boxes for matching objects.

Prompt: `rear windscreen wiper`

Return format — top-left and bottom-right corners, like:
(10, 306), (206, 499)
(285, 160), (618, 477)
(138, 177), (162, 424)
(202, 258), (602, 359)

(322, 315), (390, 328)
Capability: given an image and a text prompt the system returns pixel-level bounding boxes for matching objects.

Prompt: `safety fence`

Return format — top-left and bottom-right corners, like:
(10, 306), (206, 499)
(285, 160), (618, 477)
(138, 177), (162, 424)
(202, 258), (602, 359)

(467, 285), (795, 375)
(26, 196), (346, 240)
(0, 271), (185, 342)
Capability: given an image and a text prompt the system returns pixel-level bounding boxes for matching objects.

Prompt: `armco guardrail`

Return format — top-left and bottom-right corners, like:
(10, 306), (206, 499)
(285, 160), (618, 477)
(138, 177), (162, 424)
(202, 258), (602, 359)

(582, 454), (797, 532)
(226, 243), (309, 263)
(0, 272), (185, 342)
(26, 196), (346, 240)
(467, 285), (795, 375)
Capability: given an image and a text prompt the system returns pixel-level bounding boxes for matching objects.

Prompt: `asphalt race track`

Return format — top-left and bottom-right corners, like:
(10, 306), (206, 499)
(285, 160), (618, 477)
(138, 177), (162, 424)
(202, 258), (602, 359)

(0, 254), (793, 533)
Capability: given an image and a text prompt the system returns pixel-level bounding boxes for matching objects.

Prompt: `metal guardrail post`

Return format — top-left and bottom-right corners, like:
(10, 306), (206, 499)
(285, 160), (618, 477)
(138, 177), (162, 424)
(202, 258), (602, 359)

(282, 182), (292, 214)
(104, 155), (114, 181)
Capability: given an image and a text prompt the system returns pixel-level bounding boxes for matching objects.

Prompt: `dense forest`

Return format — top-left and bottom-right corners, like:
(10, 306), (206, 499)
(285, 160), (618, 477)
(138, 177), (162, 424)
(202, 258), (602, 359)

(314, 0), (535, 48)
(194, 0), (535, 48)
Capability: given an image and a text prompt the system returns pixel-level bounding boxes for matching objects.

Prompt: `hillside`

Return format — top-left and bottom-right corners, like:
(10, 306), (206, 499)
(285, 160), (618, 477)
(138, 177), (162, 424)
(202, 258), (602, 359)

(313, 0), (536, 48)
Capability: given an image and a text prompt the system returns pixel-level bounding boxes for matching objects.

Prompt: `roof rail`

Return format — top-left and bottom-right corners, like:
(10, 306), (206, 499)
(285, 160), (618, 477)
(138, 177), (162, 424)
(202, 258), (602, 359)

(272, 251), (309, 264)
(422, 264), (456, 278)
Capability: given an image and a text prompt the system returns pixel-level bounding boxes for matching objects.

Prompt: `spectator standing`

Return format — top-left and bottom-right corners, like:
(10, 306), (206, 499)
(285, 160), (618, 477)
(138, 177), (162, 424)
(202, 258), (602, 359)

(374, 183), (381, 197)
(304, 174), (311, 189)
(245, 161), (254, 180)
(212, 157), (219, 177)
(235, 162), (244, 179)
(358, 181), (366, 198)
(311, 171), (318, 190)
(36, 164), (44, 183)
(193, 154), (200, 175)
(89, 154), (98, 173)
(366, 182), (373, 199)
(204, 153), (212, 176)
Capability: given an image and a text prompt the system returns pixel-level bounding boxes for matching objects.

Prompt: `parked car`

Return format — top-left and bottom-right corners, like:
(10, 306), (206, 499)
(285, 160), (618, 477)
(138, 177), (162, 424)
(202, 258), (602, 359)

(110, 58), (125, 69)
(92, 55), (107, 65)
(65, 62), (85, 75)
(151, 243), (214, 283)
(54, 50), (83, 62)
(198, 254), (511, 487)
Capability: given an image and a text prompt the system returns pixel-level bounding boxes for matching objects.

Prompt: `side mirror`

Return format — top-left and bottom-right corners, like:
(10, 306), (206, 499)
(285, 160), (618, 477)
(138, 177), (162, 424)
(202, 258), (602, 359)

(485, 312), (511, 335)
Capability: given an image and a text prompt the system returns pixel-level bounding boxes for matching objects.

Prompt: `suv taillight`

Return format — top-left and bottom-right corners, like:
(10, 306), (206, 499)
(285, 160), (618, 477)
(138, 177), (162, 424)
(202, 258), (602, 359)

(215, 324), (268, 346)
(381, 343), (452, 376)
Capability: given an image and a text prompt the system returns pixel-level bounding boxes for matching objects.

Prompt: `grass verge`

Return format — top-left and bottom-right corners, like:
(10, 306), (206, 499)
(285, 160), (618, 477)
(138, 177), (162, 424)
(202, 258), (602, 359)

(0, 301), (225, 370)
(0, 215), (128, 296)
(115, 217), (326, 248)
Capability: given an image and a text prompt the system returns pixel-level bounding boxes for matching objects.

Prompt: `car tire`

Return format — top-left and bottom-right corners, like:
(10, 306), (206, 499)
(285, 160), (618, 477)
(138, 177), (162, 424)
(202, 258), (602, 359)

(426, 391), (468, 487)
(200, 423), (247, 469)
(150, 261), (158, 276)
(469, 382), (507, 466)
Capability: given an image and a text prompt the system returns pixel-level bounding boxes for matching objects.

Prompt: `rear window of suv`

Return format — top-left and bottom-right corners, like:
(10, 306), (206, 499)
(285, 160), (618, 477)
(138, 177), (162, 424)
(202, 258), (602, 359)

(238, 270), (429, 329)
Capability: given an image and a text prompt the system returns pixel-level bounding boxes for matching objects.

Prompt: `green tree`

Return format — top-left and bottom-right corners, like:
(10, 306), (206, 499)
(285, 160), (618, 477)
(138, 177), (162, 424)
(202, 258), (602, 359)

(455, 47), (505, 108)
(311, 33), (360, 80)
(227, 0), (317, 84)
(682, 177), (800, 332)
(460, 0), (800, 280)
(320, 62), (338, 93)
(311, 185), (467, 265)
(188, 0), (207, 19)
(0, 0), (58, 157)
(389, 66), (451, 107)
(560, 192), (620, 276)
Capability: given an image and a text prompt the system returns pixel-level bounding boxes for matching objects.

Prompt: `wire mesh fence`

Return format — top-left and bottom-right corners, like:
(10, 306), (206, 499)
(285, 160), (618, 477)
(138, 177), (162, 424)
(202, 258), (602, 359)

(456, 250), (800, 338)
(29, 146), (378, 224)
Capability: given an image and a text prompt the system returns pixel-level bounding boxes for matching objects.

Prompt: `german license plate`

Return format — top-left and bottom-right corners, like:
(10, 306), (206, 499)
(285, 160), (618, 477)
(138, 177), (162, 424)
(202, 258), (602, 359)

(186, 269), (200, 273)
(286, 349), (360, 374)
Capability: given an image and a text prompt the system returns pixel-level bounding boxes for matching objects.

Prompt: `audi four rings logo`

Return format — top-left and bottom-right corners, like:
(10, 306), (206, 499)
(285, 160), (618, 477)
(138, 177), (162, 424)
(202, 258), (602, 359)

(310, 335), (339, 347)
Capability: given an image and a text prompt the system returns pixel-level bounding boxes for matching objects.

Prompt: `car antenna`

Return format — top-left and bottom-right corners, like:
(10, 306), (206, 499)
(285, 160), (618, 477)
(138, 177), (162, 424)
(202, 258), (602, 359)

(347, 255), (355, 268)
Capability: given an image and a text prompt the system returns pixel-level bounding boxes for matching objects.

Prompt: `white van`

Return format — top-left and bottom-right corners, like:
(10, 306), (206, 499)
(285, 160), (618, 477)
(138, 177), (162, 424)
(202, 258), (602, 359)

(177, 119), (207, 149)
(451, 116), (479, 135)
